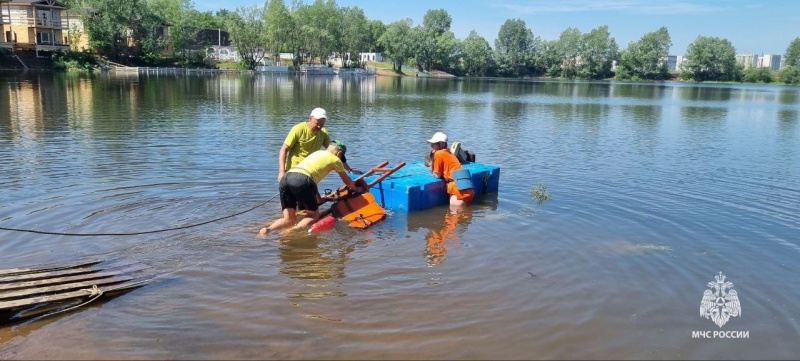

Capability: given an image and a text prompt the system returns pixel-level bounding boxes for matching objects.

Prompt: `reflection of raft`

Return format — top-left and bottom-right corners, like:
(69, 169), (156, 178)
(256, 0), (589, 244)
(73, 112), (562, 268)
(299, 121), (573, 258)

(0, 258), (156, 325)
(360, 161), (500, 211)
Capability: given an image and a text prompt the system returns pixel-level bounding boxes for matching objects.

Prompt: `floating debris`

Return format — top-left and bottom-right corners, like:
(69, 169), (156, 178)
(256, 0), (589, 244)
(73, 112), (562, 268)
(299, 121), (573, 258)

(530, 183), (552, 205)
(614, 242), (673, 254)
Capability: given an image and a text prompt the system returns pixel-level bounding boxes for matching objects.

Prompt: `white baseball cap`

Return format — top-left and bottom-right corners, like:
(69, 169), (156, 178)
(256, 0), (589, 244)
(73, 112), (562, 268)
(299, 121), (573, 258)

(309, 107), (327, 120)
(426, 132), (447, 143)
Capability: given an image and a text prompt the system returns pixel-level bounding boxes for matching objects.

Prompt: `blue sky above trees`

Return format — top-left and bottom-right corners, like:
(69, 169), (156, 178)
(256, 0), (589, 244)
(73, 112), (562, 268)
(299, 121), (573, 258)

(194, 0), (799, 56)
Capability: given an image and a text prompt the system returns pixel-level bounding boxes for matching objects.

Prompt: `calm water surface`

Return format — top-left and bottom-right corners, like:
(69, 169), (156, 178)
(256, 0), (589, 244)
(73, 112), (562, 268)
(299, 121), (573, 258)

(1, 72), (799, 360)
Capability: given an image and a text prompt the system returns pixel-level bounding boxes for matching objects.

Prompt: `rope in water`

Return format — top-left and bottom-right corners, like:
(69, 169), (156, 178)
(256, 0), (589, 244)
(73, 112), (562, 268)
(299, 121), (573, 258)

(0, 193), (279, 236)
(21, 285), (104, 324)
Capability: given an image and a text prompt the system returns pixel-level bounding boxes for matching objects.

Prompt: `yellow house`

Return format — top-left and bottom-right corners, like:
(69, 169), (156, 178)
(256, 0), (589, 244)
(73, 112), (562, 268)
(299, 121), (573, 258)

(0, 0), (10, 49)
(64, 9), (87, 51)
(1, 0), (70, 54)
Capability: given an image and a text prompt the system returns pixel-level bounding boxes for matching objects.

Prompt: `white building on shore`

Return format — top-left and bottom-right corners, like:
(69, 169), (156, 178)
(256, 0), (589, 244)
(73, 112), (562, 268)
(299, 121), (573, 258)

(758, 54), (782, 70)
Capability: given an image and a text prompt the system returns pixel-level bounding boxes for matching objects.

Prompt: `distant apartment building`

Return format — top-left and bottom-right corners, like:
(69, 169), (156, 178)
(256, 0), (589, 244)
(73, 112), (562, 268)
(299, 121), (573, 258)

(666, 55), (686, 71)
(359, 52), (383, 62)
(330, 52), (384, 67)
(1, 0), (71, 55)
(735, 54), (759, 69)
(758, 54), (782, 71)
(666, 55), (676, 70)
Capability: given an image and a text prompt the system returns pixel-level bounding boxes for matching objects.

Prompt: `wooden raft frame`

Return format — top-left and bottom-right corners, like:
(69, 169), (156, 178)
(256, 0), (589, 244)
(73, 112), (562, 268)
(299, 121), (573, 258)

(0, 258), (156, 325)
(319, 161), (406, 229)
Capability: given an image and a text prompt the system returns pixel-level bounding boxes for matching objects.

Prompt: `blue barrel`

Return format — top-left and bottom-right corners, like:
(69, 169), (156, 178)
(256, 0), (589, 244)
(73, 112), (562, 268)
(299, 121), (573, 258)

(452, 168), (474, 191)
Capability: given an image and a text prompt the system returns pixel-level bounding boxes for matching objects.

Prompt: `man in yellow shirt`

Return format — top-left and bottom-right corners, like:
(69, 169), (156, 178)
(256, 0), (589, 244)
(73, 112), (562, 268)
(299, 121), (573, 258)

(260, 141), (364, 235)
(277, 107), (361, 183)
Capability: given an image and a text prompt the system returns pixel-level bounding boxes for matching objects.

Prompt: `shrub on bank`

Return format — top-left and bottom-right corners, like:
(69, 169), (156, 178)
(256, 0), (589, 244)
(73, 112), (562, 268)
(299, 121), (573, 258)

(741, 67), (774, 83)
(177, 51), (217, 69)
(52, 50), (97, 71)
(779, 66), (800, 85)
(0, 48), (15, 67)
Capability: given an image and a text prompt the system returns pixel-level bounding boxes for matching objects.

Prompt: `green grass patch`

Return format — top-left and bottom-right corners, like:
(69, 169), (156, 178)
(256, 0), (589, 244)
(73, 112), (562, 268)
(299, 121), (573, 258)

(368, 61), (418, 75)
(530, 183), (552, 205)
(217, 61), (247, 70)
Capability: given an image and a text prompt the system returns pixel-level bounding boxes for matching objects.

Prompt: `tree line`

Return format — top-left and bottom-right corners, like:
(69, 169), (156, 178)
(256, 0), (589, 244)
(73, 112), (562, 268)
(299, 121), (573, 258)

(62, 0), (800, 84)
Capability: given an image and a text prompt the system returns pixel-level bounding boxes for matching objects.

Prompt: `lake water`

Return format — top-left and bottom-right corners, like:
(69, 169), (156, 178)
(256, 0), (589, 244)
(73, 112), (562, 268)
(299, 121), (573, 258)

(1, 71), (799, 360)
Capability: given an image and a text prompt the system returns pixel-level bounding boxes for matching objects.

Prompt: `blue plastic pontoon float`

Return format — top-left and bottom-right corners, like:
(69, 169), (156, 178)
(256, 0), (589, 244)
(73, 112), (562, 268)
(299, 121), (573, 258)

(358, 161), (500, 211)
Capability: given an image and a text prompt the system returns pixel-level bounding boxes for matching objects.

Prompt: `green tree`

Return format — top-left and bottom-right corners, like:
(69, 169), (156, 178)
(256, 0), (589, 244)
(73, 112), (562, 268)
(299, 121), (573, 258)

(264, 0), (293, 63)
(778, 66), (800, 85)
(226, 5), (266, 69)
(539, 40), (561, 77)
(134, 8), (171, 64)
(367, 20), (386, 53)
(192, 10), (226, 30)
(615, 27), (672, 80)
(337, 6), (370, 68)
(681, 35), (739, 82)
(410, 26), (429, 71)
(80, 0), (148, 61)
(422, 8), (451, 37)
(298, 0), (339, 64)
(579, 25), (618, 79)
(460, 30), (493, 76)
(378, 19), (415, 72)
(67, 23), (84, 51)
(146, 0), (195, 57)
(281, 0), (307, 67)
(432, 30), (459, 72)
(494, 18), (537, 77)
(784, 37), (800, 68)
(779, 37), (800, 84)
(553, 27), (582, 78)
(412, 9), (452, 71)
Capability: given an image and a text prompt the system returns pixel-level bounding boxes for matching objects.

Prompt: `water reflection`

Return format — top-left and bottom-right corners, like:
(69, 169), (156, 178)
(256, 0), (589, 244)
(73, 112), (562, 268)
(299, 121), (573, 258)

(779, 109), (798, 122)
(621, 105), (662, 124)
(276, 233), (373, 299)
(611, 83), (668, 100)
(678, 85), (733, 102)
(492, 100), (527, 121)
(406, 207), (474, 266)
(778, 109), (798, 135)
(680, 106), (727, 121)
(573, 82), (612, 98)
(778, 88), (799, 104)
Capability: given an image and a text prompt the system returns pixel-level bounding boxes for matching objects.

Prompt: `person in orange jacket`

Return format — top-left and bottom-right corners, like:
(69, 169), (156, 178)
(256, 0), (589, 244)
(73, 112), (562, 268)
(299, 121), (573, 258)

(426, 132), (475, 206)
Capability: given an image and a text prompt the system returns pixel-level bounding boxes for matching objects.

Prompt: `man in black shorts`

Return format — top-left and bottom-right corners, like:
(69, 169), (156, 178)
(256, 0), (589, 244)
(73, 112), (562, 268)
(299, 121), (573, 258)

(259, 140), (364, 235)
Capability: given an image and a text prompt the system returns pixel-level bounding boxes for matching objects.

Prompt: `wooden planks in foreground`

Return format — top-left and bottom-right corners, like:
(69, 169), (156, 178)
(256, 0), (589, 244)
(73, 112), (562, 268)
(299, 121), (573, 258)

(0, 258), (156, 325)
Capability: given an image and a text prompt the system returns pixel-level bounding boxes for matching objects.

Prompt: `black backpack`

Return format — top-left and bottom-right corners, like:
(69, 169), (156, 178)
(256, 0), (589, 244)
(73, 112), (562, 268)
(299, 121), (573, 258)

(450, 142), (476, 164)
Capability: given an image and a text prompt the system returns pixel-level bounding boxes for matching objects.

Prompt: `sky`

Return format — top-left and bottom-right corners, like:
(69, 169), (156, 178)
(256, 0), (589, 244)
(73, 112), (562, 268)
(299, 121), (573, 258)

(193, 0), (800, 56)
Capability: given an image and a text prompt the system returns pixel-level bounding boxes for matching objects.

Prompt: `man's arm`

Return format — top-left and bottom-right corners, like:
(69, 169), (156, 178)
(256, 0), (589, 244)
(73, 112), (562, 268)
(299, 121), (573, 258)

(343, 161), (363, 175)
(278, 143), (290, 182)
(337, 171), (364, 192)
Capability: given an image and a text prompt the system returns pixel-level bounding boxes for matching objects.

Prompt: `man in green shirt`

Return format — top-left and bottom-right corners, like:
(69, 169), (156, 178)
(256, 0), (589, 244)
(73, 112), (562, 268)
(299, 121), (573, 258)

(277, 107), (362, 182)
